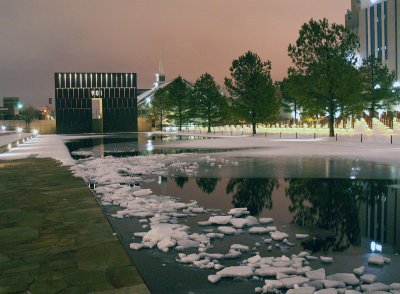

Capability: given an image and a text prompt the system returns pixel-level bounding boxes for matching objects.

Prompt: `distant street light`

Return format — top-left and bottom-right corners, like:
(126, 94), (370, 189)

(17, 103), (23, 109)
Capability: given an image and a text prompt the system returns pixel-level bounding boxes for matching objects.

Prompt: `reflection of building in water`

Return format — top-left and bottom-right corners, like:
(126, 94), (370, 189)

(359, 184), (399, 253)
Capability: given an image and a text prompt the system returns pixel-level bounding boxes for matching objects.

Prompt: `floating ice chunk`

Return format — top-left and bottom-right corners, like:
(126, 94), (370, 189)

(360, 274), (377, 284)
(139, 219), (148, 223)
(361, 282), (390, 292)
(228, 208), (249, 217)
(353, 266), (364, 275)
(326, 273), (359, 286)
(298, 251), (310, 257)
(305, 268), (325, 280)
(132, 211), (154, 218)
(157, 238), (176, 252)
(179, 253), (200, 263)
(320, 256), (334, 263)
(129, 243), (145, 250)
(247, 255), (261, 264)
(322, 280), (346, 289)
(133, 189), (152, 197)
(208, 215), (232, 225)
(254, 267), (296, 277)
(217, 226), (236, 235)
(206, 233), (224, 239)
(170, 231), (189, 241)
(176, 239), (200, 249)
(263, 238), (272, 243)
(344, 291), (361, 294)
(295, 266), (312, 275)
(216, 266), (253, 278)
(192, 207), (204, 213)
(296, 234), (309, 239)
(143, 224), (185, 244)
(271, 231), (289, 241)
(314, 289), (337, 294)
(271, 261), (293, 269)
(368, 255), (385, 265)
(208, 274), (221, 283)
(283, 239), (296, 246)
(230, 218), (251, 228)
(249, 227), (270, 234)
(391, 283), (400, 290)
(276, 273), (290, 280)
(280, 276), (310, 288)
(224, 249), (242, 259)
(199, 252), (224, 260)
(259, 217), (274, 224)
(198, 221), (212, 226)
(245, 216), (259, 225)
(263, 279), (284, 292)
(267, 245), (272, 251)
(287, 286), (316, 294)
(133, 232), (146, 238)
(263, 226), (276, 233)
(230, 244), (249, 252)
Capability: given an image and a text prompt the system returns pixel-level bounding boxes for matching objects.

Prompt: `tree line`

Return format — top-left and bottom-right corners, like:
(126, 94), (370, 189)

(148, 18), (400, 136)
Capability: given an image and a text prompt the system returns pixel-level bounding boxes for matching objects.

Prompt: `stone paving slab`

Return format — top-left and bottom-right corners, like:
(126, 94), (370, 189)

(0, 158), (149, 294)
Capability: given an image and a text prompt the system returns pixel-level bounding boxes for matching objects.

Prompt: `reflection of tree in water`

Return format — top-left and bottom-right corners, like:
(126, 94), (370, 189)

(286, 178), (393, 252)
(174, 176), (189, 189)
(226, 178), (279, 216)
(196, 178), (219, 194)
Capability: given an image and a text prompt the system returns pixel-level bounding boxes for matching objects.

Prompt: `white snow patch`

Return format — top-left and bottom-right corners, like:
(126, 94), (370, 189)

(216, 266), (253, 278)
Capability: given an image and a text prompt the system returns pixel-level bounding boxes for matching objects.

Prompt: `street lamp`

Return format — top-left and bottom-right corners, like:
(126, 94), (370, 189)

(17, 103), (23, 109)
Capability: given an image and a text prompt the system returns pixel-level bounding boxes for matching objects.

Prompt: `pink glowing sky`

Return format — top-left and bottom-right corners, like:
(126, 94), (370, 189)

(0, 0), (349, 107)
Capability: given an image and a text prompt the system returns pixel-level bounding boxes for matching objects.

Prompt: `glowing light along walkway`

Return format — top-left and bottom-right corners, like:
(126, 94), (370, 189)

(0, 132), (36, 154)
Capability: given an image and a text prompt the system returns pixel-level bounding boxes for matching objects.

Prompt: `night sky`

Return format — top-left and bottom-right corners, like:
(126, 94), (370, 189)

(0, 0), (349, 107)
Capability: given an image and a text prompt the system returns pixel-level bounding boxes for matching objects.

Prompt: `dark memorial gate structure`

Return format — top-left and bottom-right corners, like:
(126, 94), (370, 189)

(55, 72), (138, 134)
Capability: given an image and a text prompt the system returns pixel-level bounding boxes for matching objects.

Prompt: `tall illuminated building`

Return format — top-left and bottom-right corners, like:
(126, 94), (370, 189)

(346, 0), (400, 80)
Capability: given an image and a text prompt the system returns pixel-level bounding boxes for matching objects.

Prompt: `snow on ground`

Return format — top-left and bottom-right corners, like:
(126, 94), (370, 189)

(0, 135), (75, 165)
(0, 132), (33, 147)
(160, 135), (400, 169)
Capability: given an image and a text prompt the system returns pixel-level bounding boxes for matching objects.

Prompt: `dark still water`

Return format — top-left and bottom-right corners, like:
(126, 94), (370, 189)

(64, 133), (229, 159)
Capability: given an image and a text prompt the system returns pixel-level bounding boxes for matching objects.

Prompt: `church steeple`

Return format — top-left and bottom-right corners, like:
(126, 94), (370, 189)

(154, 55), (166, 88)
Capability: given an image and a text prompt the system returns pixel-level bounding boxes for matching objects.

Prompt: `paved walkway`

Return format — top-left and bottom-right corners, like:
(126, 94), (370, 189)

(0, 158), (149, 294)
(0, 132), (33, 148)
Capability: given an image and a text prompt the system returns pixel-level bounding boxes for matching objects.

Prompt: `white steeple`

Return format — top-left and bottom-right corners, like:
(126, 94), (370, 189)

(154, 54), (166, 88)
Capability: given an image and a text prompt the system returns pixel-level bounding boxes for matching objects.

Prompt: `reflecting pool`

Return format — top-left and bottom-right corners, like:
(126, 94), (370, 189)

(66, 134), (400, 293)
